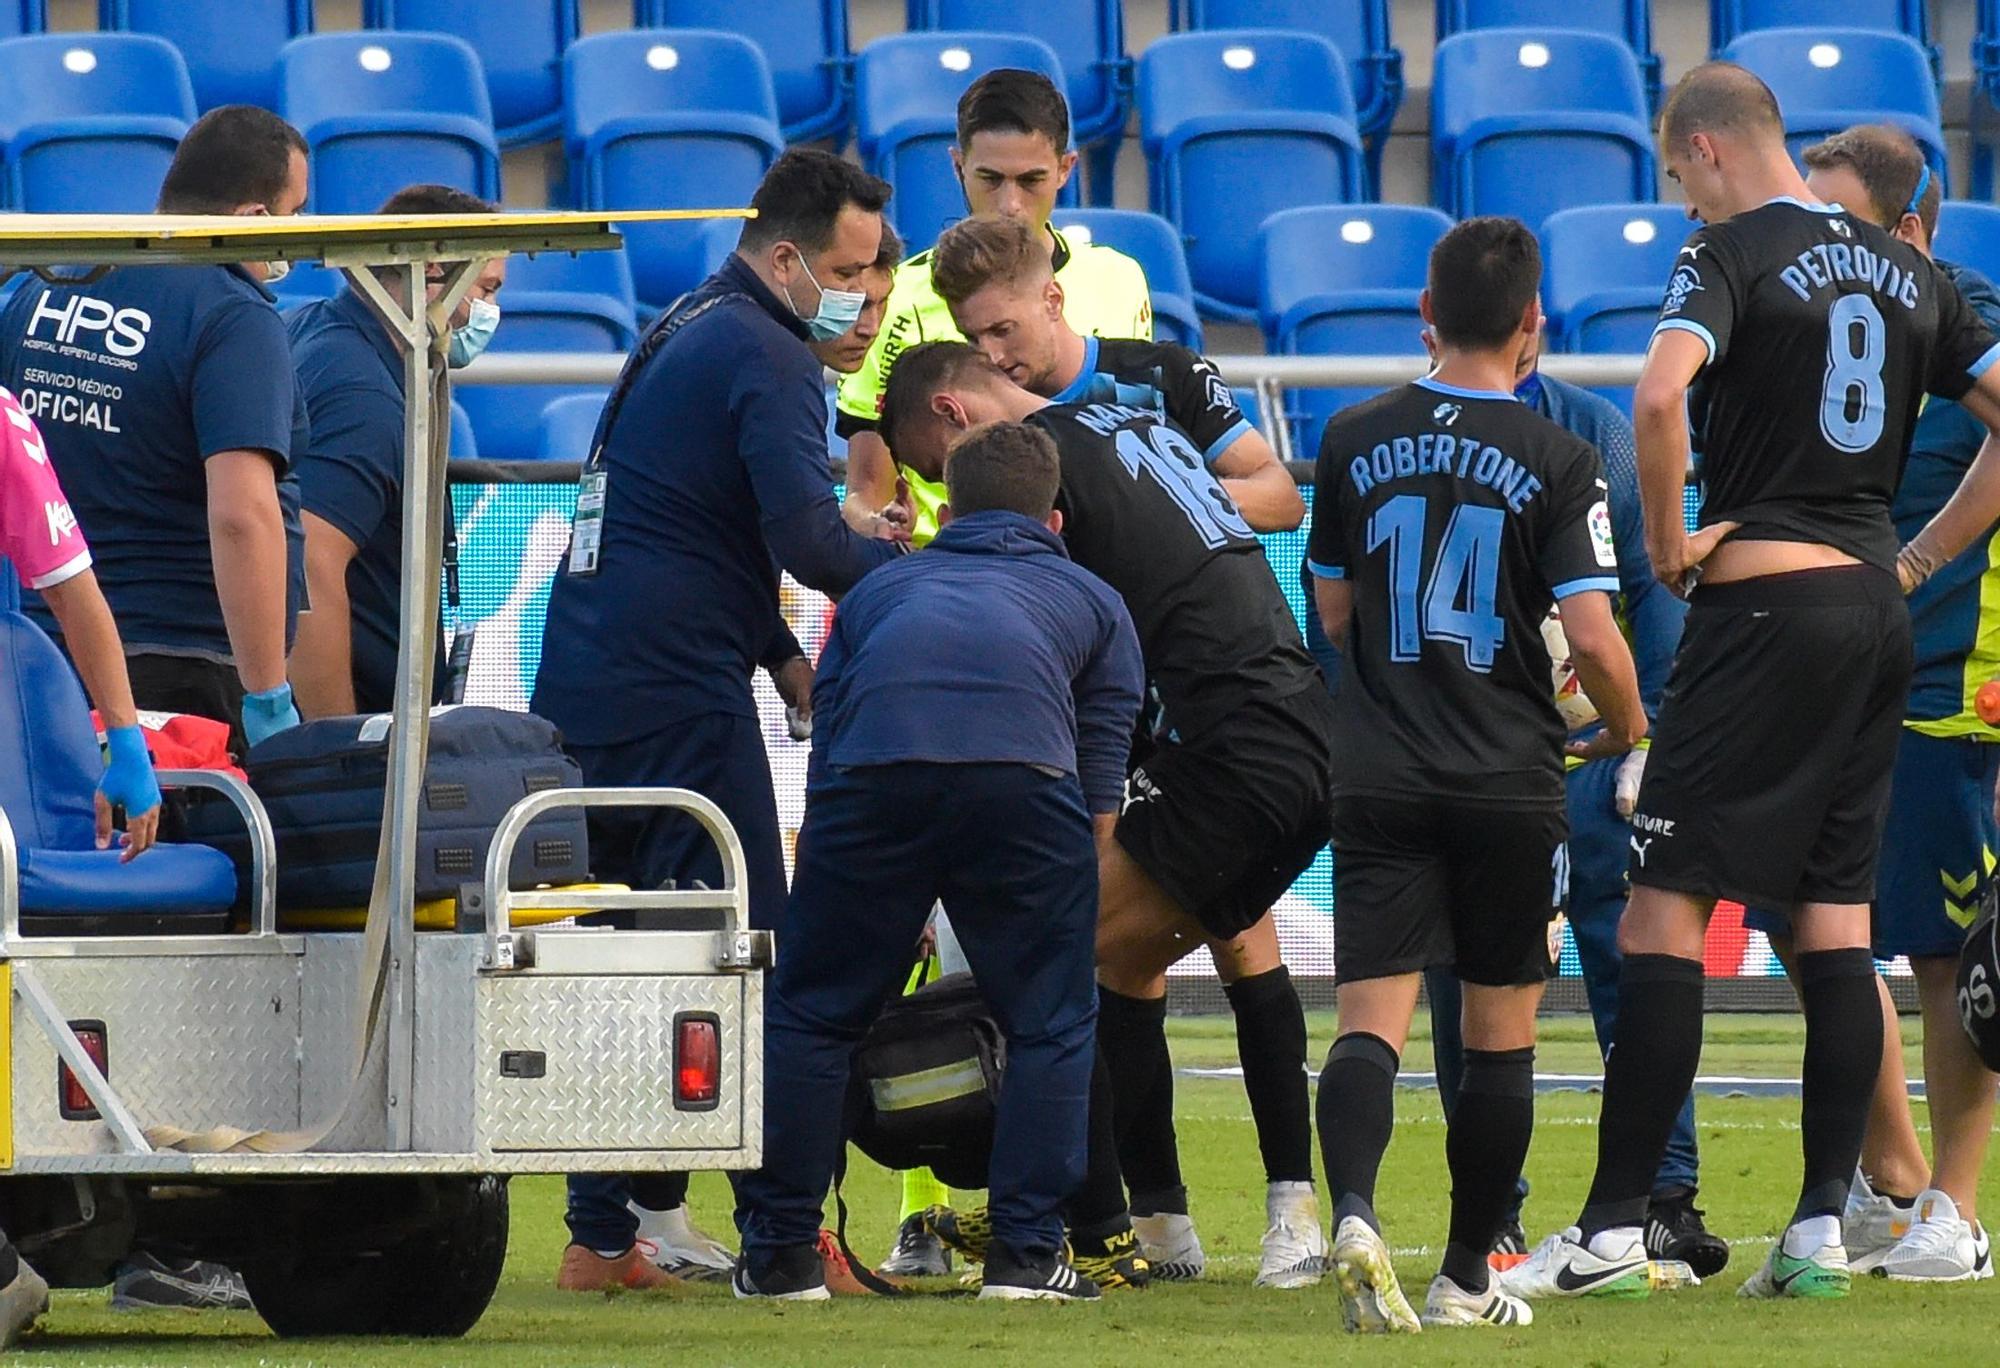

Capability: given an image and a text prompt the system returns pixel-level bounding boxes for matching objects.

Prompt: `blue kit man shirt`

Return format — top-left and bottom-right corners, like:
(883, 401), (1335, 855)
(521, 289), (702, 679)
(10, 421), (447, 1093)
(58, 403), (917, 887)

(734, 422), (1143, 1300)
(534, 151), (904, 1283)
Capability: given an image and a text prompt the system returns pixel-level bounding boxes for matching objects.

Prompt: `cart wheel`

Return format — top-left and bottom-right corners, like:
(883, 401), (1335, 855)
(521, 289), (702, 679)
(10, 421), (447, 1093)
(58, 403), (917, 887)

(244, 1177), (509, 1338)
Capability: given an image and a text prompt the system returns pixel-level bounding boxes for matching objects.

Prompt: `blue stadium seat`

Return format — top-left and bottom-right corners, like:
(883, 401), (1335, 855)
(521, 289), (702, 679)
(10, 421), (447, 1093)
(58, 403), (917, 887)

(1051, 209), (1203, 350)
(1722, 29), (1945, 187)
(1938, 201), (2000, 282)
(0, 1), (42, 36)
(1257, 204), (1451, 452)
(280, 33), (502, 215)
(449, 397), (478, 458)
(1431, 29), (1654, 227)
(1540, 203), (1688, 353)
(457, 248), (639, 462)
(537, 390), (611, 462)
(0, 611), (238, 929)
(1179, 0), (1403, 156)
(100, 0), (312, 111)
(0, 33), (194, 212)
(1436, 0), (1659, 107)
(564, 31), (781, 312)
(694, 217), (744, 283)
(855, 33), (1072, 252)
(636, 0), (852, 145)
(1139, 31), (1367, 322)
(1711, 0), (1929, 51)
(365, 0), (577, 148)
(909, 0), (1127, 158)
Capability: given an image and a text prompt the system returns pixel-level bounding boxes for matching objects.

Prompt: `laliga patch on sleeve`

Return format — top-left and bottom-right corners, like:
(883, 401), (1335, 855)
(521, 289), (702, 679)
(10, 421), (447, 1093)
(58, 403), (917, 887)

(1588, 500), (1617, 568)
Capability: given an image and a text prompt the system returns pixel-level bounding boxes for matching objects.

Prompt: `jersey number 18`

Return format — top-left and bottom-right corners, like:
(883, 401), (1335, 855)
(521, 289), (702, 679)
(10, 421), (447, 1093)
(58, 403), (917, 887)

(1367, 494), (1506, 672)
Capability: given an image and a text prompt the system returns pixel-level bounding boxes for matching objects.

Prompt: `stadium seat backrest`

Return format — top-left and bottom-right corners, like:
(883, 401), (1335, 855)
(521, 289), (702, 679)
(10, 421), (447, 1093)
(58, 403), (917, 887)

(459, 298), (632, 462)
(854, 33), (1068, 251)
(1053, 208), (1203, 349)
(365, 0), (577, 147)
(0, 0), (42, 37)
(101, 0), (312, 111)
(1721, 28), (1944, 178)
(1138, 31), (1365, 321)
(280, 32), (501, 215)
(0, 33), (195, 211)
(0, 611), (106, 854)
(1431, 28), (1654, 225)
(913, 0), (1126, 148)
(537, 390), (611, 462)
(1540, 203), (1688, 352)
(1181, 0), (1402, 141)
(1438, 0), (1658, 101)
(564, 31), (782, 310)
(505, 246), (641, 324)
(1711, 0), (1928, 51)
(1938, 201), (2000, 283)
(1257, 204), (1451, 347)
(636, 0), (851, 143)
(449, 397), (478, 459)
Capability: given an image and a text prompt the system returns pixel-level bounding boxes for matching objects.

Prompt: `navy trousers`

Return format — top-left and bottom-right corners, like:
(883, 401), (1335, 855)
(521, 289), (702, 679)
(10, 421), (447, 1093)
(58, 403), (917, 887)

(736, 763), (1100, 1263)
(564, 711), (789, 1252)
(1427, 757), (1699, 1200)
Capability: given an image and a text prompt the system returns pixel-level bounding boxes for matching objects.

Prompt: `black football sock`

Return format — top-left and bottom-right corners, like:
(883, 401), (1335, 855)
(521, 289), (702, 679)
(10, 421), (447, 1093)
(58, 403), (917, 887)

(1795, 948), (1883, 1224)
(1579, 954), (1705, 1239)
(1317, 1032), (1399, 1232)
(1441, 1047), (1536, 1293)
(630, 1170), (689, 1214)
(1226, 966), (1314, 1184)
(1066, 1043), (1133, 1232)
(1097, 985), (1186, 1215)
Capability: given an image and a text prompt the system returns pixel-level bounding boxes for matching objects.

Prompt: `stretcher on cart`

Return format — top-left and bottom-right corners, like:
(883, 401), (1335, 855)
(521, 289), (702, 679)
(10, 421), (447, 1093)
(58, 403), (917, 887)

(0, 210), (768, 1338)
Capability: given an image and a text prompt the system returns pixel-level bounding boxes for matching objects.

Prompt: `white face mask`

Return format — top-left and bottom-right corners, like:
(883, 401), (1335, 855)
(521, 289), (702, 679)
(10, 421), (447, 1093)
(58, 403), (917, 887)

(448, 296), (501, 368)
(264, 258), (292, 285)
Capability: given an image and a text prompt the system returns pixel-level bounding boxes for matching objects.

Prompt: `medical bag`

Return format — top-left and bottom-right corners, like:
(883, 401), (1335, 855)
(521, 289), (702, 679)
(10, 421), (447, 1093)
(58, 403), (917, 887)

(846, 971), (1004, 1191)
(186, 706), (589, 910)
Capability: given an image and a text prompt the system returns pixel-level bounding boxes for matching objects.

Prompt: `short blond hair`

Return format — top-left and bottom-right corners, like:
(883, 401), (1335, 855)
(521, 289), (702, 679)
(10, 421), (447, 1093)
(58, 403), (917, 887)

(932, 216), (1051, 308)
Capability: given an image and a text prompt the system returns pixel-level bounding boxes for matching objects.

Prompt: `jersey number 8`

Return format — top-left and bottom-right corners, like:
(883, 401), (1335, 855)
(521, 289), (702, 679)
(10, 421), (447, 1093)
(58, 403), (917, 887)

(1820, 294), (1886, 455)
(1367, 494), (1506, 672)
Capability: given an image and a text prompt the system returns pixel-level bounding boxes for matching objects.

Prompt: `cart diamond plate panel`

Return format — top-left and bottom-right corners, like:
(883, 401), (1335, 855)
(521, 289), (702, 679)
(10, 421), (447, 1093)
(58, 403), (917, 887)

(12, 957), (302, 1156)
(477, 976), (747, 1152)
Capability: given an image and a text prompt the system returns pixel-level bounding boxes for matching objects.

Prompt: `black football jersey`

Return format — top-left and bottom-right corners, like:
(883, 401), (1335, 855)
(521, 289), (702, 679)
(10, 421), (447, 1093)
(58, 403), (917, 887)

(1028, 400), (1319, 740)
(1050, 336), (1256, 464)
(1657, 199), (2000, 570)
(1308, 379), (1619, 804)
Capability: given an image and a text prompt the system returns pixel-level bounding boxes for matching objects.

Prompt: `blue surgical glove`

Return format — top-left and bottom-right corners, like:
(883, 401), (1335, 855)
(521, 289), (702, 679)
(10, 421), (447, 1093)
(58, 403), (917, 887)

(242, 682), (301, 749)
(99, 724), (161, 823)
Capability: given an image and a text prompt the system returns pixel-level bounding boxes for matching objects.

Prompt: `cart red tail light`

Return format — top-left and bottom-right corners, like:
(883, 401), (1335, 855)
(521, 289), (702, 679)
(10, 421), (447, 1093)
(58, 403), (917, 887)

(58, 1022), (107, 1121)
(674, 1014), (719, 1109)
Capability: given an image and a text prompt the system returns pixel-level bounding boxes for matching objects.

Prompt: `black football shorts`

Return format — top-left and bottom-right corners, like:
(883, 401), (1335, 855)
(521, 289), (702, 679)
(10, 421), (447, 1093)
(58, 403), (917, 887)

(1628, 564), (1912, 908)
(1115, 685), (1335, 941)
(1331, 795), (1567, 987)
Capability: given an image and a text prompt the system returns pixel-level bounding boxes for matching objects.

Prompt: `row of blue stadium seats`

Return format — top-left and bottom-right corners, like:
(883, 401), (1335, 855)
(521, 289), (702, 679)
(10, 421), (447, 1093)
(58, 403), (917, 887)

(0, 24), (1956, 320)
(330, 195), (2000, 465)
(0, 0), (1953, 156)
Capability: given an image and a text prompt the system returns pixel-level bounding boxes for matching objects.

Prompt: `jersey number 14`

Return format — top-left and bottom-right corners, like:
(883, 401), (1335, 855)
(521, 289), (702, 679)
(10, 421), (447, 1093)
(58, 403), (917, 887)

(1367, 494), (1506, 672)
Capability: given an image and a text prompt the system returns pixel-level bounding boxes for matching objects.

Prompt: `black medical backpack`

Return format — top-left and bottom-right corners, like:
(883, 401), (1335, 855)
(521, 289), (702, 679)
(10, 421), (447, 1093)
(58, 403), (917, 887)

(847, 971), (1005, 1192)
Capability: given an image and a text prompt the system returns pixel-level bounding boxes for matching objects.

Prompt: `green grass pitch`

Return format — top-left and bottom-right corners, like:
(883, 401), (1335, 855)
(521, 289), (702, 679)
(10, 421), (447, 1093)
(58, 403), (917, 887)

(16, 1012), (1994, 1367)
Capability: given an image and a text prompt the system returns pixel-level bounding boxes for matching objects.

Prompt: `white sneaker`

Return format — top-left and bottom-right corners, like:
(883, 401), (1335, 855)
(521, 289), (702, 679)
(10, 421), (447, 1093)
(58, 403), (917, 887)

(1421, 1273), (1533, 1328)
(1737, 1217), (1849, 1299)
(632, 1202), (735, 1282)
(1499, 1227), (1651, 1300)
(1845, 1170), (1916, 1274)
(1132, 1211), (1206, 1282)
(1329, 1215), (1421, 1334)
(0, 1262), (48, 1348)
(1254, 1181), (1326, 1289)
(1881, 1191), (1994, 1282)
